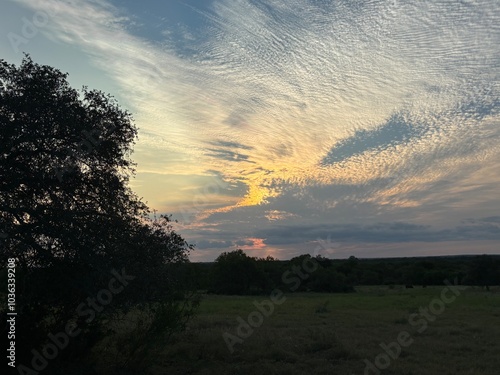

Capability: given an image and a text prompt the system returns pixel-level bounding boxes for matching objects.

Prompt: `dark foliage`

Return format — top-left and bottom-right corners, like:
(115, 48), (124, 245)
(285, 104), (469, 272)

(211, 249), (268, 294)
(184, 252), (500, 295)
(0, 56), (198, 374)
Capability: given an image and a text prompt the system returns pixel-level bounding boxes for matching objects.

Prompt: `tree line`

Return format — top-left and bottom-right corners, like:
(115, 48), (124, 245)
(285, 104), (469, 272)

(182, 250), (500, 295)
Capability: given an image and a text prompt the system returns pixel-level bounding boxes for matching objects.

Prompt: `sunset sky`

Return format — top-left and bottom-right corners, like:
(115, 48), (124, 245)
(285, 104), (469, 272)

(1, 0), (499, 260)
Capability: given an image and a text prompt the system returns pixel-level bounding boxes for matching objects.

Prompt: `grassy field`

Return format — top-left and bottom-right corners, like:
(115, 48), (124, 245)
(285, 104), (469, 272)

(145, 286), (500, 374)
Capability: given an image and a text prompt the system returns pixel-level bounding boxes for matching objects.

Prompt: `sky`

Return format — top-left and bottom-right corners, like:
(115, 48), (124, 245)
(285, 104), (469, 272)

(1, 0), (499, 261)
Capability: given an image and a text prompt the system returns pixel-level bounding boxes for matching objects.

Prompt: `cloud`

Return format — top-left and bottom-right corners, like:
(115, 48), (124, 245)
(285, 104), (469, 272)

(205, 148), (254, 163)
(480, 217), (500, 224)
(235, 239), (253, 246)
(255, 220), (500, 246)
(193, 239), (233, 249)
(320, 113), (423, 166)
(16, 0), (498, 189)
(208, 140), (254, 150)
(9, 0), (499, 260)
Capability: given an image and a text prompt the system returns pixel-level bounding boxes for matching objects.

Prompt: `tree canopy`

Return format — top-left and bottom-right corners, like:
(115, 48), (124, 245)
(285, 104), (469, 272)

(0, 56), (197, 374)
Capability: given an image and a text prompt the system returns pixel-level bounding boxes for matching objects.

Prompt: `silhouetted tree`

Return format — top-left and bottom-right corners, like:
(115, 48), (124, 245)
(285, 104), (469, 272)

(0, 56), (197, 374)
(466, 255), (499, 290)
(212, 249), (266, 294)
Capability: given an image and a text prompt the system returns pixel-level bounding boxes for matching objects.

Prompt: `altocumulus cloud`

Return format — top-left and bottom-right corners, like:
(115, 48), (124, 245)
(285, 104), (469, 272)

(7, 0), (499, 260)
(256, 220), (500, 246)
